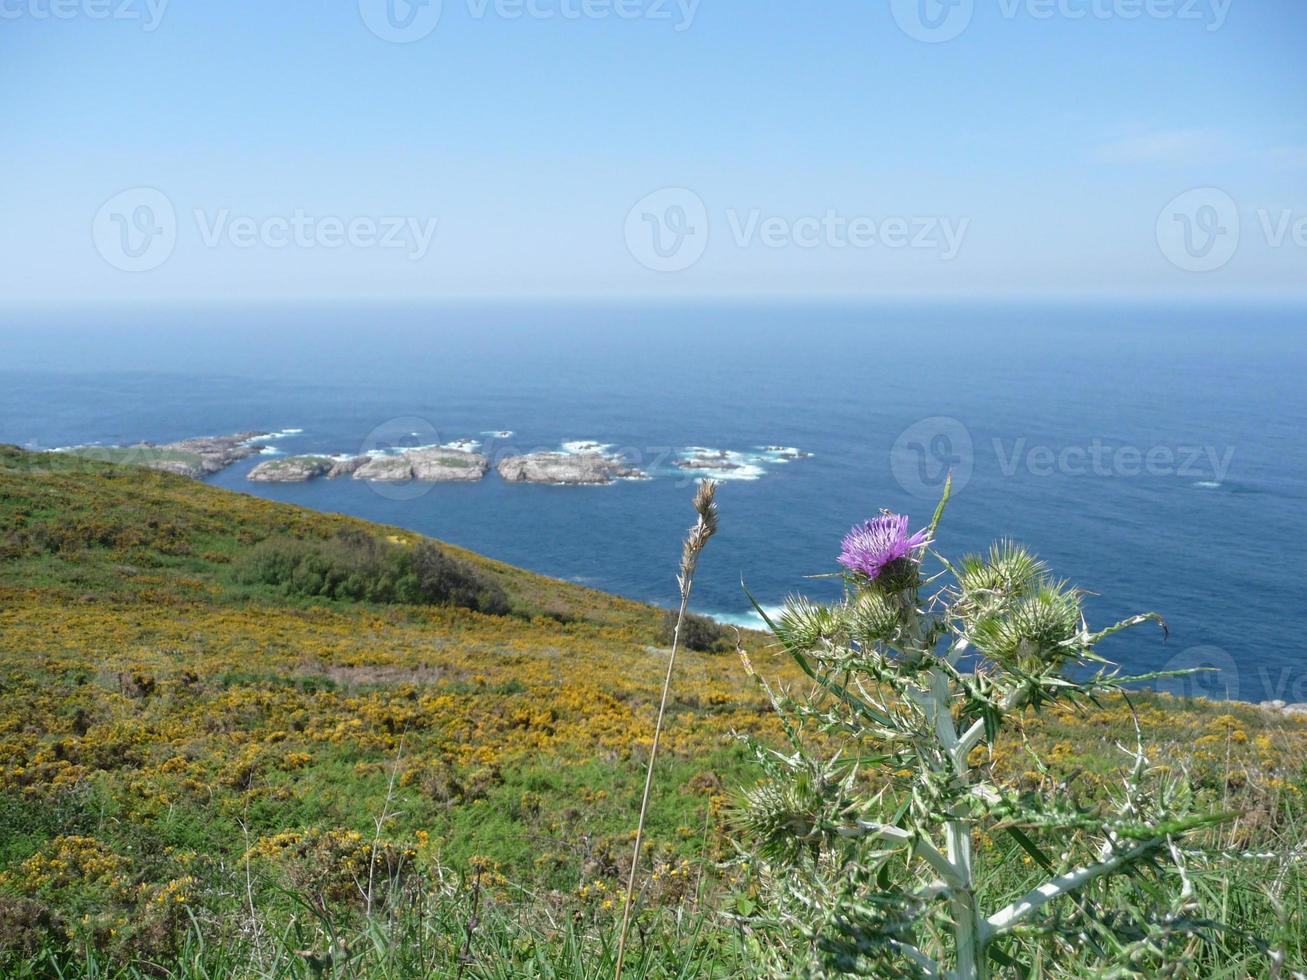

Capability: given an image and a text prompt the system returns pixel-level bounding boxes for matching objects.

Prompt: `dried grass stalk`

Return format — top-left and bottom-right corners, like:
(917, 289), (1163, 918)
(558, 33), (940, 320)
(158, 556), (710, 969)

(614, 480), (718, 978)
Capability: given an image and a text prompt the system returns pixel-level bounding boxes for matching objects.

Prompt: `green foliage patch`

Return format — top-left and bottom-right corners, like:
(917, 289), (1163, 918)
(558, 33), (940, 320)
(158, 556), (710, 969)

(233, 531), (511, 615)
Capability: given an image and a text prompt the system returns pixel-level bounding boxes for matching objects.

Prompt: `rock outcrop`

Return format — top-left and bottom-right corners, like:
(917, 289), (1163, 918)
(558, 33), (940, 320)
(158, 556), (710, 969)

(326, 455), (371, 479)
(674, 449), (746, 474)
(59, 433), (268, 480)
(497, 452), (640, 485)
(1260, 699), (1307, 718)
(351, 455), (415, 482)
(353, 448), (489, 482)
(168, 434), (269, 475)
(407, 447), (489, 481)
(247, 456), (334, 482)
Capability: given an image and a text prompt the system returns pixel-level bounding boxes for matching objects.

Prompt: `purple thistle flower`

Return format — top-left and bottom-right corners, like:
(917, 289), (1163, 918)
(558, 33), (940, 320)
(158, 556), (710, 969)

(838, 514), (931, 582)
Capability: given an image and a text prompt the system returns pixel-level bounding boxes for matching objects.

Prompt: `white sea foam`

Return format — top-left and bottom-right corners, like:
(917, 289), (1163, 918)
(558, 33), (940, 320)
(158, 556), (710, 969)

(481, 430), (515, 439)
(703, 605), (786, 631)
(561, 440), (615, 455)
(364, 439), (483, 456)
(757, 445), (812, 462)
(671, 444), (811, 481)
(673, 447), (766, 481)
(441, 438), (482, 452)
(379, 443), (426, 456)
(248, 428), (303, 443)
(1193, 480), (1222, 489)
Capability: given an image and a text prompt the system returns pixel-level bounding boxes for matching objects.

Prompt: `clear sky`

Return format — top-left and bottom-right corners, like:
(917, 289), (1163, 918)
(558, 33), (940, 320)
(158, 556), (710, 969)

(2, 0), (1305, 304)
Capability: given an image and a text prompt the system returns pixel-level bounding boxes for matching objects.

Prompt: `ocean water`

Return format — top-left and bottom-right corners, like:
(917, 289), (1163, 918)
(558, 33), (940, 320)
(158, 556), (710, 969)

(2, 302), (1304, 704)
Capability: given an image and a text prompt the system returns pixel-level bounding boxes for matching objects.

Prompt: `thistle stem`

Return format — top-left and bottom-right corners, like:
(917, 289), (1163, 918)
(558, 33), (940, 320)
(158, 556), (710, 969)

(923, 666), (985, 980)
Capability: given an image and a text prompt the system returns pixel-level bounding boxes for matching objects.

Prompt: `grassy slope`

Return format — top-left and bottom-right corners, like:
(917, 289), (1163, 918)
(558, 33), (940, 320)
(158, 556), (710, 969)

(1, 445), (1304, 975)
(0, 446), (770, 875)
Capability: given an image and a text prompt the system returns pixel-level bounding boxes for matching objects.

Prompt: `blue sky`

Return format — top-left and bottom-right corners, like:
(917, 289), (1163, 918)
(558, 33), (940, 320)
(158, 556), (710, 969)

(2, 0), (1304, 303)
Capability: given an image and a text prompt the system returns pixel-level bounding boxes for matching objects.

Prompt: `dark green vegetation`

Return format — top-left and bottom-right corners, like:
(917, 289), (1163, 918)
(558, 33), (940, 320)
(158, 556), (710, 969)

(657, 610), (733, 653)
(235, 531), (511, 615)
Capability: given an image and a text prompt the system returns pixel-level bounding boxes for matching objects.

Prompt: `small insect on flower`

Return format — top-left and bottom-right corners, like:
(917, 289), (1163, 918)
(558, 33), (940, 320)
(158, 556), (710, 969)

(837, 514), (930, 583)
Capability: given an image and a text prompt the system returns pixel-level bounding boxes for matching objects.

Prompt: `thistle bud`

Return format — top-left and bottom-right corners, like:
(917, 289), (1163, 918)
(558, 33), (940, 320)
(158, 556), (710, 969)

(974, 582), (1081, 671)
(850, 590), (900, 645)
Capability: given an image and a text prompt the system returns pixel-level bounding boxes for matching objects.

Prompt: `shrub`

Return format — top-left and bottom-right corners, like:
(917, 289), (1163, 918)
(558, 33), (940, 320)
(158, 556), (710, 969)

(236, 530), (415, 603)
(658, 609), (730, 653)
(235, 532), (508, 615)
(410, 541), (510, 616)
(0, 896), (67, 966)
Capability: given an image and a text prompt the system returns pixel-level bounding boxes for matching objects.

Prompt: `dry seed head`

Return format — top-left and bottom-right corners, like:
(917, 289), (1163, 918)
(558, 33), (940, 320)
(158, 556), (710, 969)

(693, 479), (719, 539)
(680, 480), (719, 584)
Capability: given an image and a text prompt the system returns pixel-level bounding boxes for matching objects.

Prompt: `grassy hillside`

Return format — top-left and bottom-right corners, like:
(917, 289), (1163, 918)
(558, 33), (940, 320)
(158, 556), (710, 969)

(1, 445), (1304, 976)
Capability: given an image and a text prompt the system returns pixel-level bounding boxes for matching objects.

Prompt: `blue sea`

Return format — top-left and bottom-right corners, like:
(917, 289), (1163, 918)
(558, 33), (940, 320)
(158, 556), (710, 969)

(2, 302), (1304, 704)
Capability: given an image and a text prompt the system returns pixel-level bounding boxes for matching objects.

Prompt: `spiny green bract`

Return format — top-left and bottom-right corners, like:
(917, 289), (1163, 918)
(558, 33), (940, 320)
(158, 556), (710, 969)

(970, 580), (1083, 669)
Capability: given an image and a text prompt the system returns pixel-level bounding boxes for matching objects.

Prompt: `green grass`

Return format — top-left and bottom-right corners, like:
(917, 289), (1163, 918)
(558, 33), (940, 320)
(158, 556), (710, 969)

(58, 446), (206, 468)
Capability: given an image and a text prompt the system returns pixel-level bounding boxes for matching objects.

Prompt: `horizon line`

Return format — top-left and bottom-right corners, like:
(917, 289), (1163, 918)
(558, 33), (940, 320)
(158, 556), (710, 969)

(3, 290), (1307, 314)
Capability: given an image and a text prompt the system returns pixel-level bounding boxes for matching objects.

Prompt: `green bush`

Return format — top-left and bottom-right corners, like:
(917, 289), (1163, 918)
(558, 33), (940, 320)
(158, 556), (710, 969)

(658, 609), (731, 652)
(410, 541), (510, 616)
(235, 532), (508, 615)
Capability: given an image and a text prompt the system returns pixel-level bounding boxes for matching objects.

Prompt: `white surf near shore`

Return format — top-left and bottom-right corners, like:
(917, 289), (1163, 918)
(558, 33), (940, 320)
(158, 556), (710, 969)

(702, 604), (786, 631)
